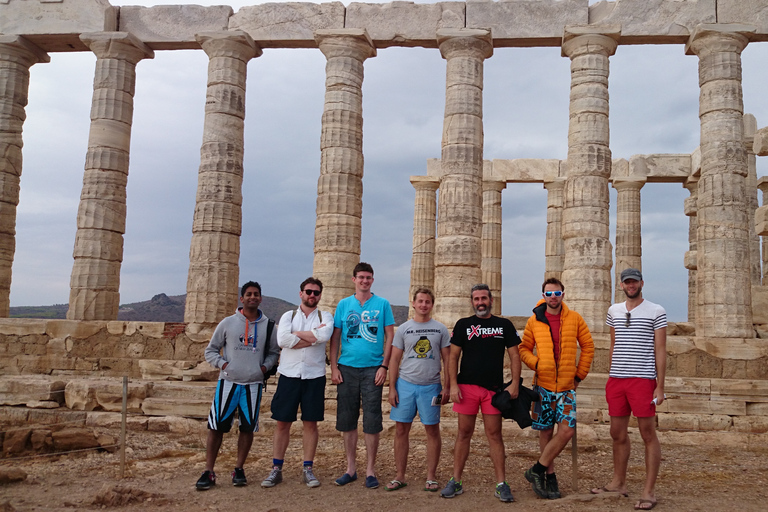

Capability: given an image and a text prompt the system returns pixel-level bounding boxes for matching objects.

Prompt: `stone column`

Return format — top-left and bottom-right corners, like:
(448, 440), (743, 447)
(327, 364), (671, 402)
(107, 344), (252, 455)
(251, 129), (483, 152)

(683, 179), (699, 323)
(686, 25), (754, 338)
(482, 179), (505, 316)
(758, 177), (768, 285)
(543, 177), (566, 281)
(561, 27), (619, 333)
(312, 29), (376, 310)
(433, 29), (492, 326)
(67, 33), (153, 321)
(184, 32), (260, 324)
(0, 36), (49, 317)
(409, 176), (439, 318)
(612, 178), (645, 303)
(744, 114), (761, 285)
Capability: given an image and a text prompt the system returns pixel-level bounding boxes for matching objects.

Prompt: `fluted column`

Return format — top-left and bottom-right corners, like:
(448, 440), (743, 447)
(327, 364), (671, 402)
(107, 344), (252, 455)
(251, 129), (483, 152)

(561, 27), (619, 333)
(0, 36), (49, 317)
(312, 29), (376, 310)
(686, 25), (754, 338)
(612, 178), (644, 303)
(433, 29), (492, 326)
(482, 179), (505, 315)
(758, 177), (768, 285)
(184, 32), (260, 324)
(409, 176), (439, 318)
(683, 179), (699, 323)
(744, 114), (761, 285)
(543, 177), (566, 281)
(67, 33), (153, 321)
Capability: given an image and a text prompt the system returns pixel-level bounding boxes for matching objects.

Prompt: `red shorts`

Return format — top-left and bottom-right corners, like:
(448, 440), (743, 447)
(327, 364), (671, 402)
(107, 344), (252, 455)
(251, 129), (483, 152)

(452, 384), (501, 416)
(606, 377), (657, 418)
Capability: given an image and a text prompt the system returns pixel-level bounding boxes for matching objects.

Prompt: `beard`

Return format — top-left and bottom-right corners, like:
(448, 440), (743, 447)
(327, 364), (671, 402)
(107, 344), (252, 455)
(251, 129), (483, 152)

(624, 288), (642, 299)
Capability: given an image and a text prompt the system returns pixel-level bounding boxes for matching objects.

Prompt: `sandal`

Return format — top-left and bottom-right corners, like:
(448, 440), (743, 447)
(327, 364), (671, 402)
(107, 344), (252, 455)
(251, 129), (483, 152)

(634, 499), (657, 510)
(424, 480), (439, 492)
(385, 479), (407, 491)
(590, 486), (629, 497)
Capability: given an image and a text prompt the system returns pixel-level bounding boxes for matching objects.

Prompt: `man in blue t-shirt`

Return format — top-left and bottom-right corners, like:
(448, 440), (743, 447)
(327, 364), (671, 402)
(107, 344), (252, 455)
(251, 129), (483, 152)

(330, 262), (395, 490)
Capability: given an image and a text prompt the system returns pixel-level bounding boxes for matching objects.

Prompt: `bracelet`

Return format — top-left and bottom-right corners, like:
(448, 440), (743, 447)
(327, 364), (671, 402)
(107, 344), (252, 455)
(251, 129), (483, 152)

(379, 365), (388, 370)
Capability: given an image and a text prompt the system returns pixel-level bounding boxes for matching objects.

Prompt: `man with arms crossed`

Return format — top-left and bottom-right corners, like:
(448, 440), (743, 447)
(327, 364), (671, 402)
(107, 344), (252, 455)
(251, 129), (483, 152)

(441, 284), (521, 503)
(519, 277), (594, 499)
(330, 262), (395, 489)
(591, 268), (666, 511)
(261, 277), (333, 489)
(385, 288), (450, 492)
(196, 281), (279, 490)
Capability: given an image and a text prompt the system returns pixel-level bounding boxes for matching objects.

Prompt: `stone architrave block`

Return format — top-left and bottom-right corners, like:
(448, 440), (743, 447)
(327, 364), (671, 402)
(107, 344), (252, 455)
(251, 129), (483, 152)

(346, 2), (465, 48)
(0, 0), (117, 52)
(0, 376), (65, 406)
(589, 0), (716, 43)
(118, 6), (232, 50)
(641, 154), (691, 182)
(718, 0), (768, 38)
(467, 0), (587, 46)
(45, 320), (103, 340)
(754, 127), (768, 156)
(611, 158), (629, 179)
(756, 205), (768, 236)
(694, 338), (768, 361)
(138, 359), (195, 381)
(0, 319), (47, 336)
(65, 379), (149, 413)
(229, 2), (345, 48)
(492, 159), (560, 183)
(752, 286), (768, 324)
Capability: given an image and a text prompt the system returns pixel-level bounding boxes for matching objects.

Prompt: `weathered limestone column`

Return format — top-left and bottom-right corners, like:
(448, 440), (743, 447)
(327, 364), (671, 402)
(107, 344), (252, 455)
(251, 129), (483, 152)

(744, 114), (761, 285)
(312, 29), (376, 310)
(686, 25), (754, 338)
(561, 27), (619, 333)
(409, 176), (439, 318)
(67, 33), (153, 321)
(482, 179), (505, 316)
(612, 178), (644, 303)
(543, 177), (566, 281)
(184, 32), (260, 324)
(433, 29), (492, 326)
(0, 36), (49, 317)
(758, 177), (768, 285)
(683, 179), (699, 323)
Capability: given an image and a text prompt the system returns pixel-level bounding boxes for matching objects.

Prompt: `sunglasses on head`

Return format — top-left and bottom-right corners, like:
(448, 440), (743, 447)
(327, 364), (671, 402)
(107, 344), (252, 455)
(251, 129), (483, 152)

(544, 291), (563, 297)
(303, 289), (321, 296)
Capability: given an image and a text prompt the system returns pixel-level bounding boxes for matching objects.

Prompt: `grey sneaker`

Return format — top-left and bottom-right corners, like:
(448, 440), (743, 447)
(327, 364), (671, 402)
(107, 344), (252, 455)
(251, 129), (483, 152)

(261, 466), (283, 488)
(524, 467), (548, 499)
(546, 473), (561, 499)
(440, 477), (463, 498)
(495, 481), (515, 503)
(302, 466), (321, 488)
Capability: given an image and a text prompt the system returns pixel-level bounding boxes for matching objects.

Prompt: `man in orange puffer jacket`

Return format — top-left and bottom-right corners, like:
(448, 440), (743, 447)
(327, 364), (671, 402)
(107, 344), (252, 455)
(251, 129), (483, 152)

(519, 277), (594, 500)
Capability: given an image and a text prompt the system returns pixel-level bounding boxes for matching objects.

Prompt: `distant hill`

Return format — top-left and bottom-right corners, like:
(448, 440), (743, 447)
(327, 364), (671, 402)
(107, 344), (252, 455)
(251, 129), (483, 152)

(10, 294), (410, 325)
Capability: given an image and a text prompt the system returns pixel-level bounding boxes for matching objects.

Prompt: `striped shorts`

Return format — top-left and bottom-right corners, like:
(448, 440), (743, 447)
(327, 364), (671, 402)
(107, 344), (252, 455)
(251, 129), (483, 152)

(207, 380), (263, 433)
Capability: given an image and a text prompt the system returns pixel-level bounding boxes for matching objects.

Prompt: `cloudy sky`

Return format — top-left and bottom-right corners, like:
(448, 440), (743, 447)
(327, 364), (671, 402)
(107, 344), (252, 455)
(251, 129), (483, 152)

(14, 0), (768, 322)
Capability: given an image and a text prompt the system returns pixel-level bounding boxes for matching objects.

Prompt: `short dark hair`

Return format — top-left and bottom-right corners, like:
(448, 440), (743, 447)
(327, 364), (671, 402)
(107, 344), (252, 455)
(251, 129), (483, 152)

(301, 277), (323, 292)
(240, 281), (261, 297)
(353, 262), (374, 277)
(542, 277), (564, 293)
(412, 287), (435, 302)
(470, 284), (491, 298)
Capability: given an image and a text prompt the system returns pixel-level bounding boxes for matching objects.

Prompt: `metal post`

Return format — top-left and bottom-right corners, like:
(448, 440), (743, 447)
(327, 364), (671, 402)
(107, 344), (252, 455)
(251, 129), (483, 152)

(571, 424), (578, 491)
(120, 376), (127, 478)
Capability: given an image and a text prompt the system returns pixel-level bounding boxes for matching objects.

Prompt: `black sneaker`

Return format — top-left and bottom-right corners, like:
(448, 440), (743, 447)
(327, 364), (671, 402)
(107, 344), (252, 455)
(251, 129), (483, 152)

(196, 470), (216, 490)
(524, 466), (548, 499)
(232, 467), (247, 486)
(546, 473), (561, 499)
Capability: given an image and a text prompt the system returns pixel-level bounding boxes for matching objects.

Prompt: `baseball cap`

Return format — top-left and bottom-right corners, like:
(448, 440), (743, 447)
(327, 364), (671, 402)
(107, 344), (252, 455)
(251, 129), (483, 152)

(620, 268), (643, 282)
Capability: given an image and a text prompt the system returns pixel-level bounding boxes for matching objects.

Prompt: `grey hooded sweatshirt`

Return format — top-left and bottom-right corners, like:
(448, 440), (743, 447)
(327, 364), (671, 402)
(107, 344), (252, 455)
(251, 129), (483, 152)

(204, 309), (280, 385)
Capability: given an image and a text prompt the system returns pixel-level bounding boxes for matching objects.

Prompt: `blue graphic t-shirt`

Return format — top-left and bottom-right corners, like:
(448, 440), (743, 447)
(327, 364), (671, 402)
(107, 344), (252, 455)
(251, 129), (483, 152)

(335, 293), (395, 368)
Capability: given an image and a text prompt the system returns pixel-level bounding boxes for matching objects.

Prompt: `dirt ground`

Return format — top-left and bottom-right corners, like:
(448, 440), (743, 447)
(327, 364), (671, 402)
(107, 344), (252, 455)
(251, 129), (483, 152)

(1, 420), (767, 512)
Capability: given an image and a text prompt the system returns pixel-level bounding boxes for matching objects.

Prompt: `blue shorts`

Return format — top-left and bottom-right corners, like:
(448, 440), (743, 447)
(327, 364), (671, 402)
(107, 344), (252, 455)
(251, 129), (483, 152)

(389, 379), (442, 426)
(531, 386), (577, 431)
(207, 380), (263, 433)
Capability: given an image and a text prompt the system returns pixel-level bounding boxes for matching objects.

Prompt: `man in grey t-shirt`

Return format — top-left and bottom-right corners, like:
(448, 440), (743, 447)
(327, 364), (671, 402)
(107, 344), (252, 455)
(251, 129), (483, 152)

(385, 288), (450, 492)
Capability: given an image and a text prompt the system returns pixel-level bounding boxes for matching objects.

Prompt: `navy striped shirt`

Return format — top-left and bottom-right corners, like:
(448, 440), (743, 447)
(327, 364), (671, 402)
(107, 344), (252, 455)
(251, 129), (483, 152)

(606, 300), (667, 379)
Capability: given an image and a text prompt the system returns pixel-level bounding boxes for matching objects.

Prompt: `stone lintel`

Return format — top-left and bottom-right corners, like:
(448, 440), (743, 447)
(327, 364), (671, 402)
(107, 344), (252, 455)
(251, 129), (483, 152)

(718, 0), (768, 41)
(232, 2), (345, 49)
(490, 158), (560, 183)
(410, 175), (439, 189)
(118, 5), (232, 51)
(624, 154), (691, 183)
(684, 23), (756, 55)
(80, 32), (154, 62)
(754, 127), (768, 156)
(347, 2), (465, 49)
(757, 205), (768, 237)
(0, 35), (50, 64)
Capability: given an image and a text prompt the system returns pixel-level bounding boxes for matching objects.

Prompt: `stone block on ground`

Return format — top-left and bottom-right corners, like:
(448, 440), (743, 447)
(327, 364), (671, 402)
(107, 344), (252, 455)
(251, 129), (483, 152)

(2, 428), (31, 456)
(732, 416), (768, 433)
(51, 427), (100, 452)
(147, 415), (205, 434)
(141, 397), (209, 418)
(65, 379), (149, 413)
(0, 467), (27, 484)
(182, 361), (219, 381)
(0, 376), (65, 406)
(149, 381), (215, 402)
(86, 411), (149, 431)
(138, 360), (196, 381)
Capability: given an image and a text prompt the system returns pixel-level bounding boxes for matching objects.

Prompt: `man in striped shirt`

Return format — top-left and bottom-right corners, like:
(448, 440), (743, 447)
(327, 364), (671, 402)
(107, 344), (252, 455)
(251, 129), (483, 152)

(591, 268), (666, 511)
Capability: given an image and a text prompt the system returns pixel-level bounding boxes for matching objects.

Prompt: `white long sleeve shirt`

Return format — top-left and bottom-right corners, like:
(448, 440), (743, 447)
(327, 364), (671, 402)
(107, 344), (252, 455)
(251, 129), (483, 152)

(276, 307), (333, 379)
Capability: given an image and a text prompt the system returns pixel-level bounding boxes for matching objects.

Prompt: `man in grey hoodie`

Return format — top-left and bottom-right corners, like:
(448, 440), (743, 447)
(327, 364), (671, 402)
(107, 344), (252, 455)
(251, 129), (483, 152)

(195, 281), (280, 490)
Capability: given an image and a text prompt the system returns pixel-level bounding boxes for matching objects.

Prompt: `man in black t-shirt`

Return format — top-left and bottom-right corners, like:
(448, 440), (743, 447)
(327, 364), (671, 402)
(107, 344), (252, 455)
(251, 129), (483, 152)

(440, 284), (521, 503)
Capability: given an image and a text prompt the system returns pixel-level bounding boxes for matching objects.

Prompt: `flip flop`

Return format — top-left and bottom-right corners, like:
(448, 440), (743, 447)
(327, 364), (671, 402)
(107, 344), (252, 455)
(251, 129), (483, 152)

(385, 479), (407, 491)
(424, 480), (439, 492)
(590, 486), (629, 498)
(634, 499), (657, 510)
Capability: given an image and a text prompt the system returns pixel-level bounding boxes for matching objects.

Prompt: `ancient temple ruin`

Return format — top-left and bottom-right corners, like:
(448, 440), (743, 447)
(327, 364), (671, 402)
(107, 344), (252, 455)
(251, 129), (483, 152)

(1, 0), (768, 432)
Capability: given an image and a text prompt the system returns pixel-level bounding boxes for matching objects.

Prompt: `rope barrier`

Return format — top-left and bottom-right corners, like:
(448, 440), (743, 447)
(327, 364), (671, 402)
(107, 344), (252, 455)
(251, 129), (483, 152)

(0, 444), (120, 462)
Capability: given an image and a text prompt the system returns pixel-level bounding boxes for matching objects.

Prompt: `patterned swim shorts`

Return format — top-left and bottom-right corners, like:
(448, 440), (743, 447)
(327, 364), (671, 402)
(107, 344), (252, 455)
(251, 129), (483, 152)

(531, 386), (577, 431)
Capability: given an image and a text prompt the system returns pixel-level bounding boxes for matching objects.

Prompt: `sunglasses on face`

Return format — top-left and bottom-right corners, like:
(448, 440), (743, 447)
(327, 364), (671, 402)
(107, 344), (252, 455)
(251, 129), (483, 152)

(303, 289), (321, 296)
(544, 291), (563, 297)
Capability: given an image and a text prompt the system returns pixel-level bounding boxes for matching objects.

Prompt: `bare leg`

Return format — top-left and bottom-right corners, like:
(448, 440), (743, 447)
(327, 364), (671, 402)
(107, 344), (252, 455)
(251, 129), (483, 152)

(600, 415), (631, 495)
(637, 416), (661, 505)
(424, 423), (441, 482)
(342, 430), (358, 476)
(302, 421), (319, 462)
(539, 423), (575, 469)
(205, 429), (224, 472)
(273, 421), (292, 460)
(538, 428), (554, 472)
(364, 432), (380, 477)
(393, 422), (411, 482)
(453, 413), (477, 481)
(235, 431), (254, 469)
(483, 413), (506, 483)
